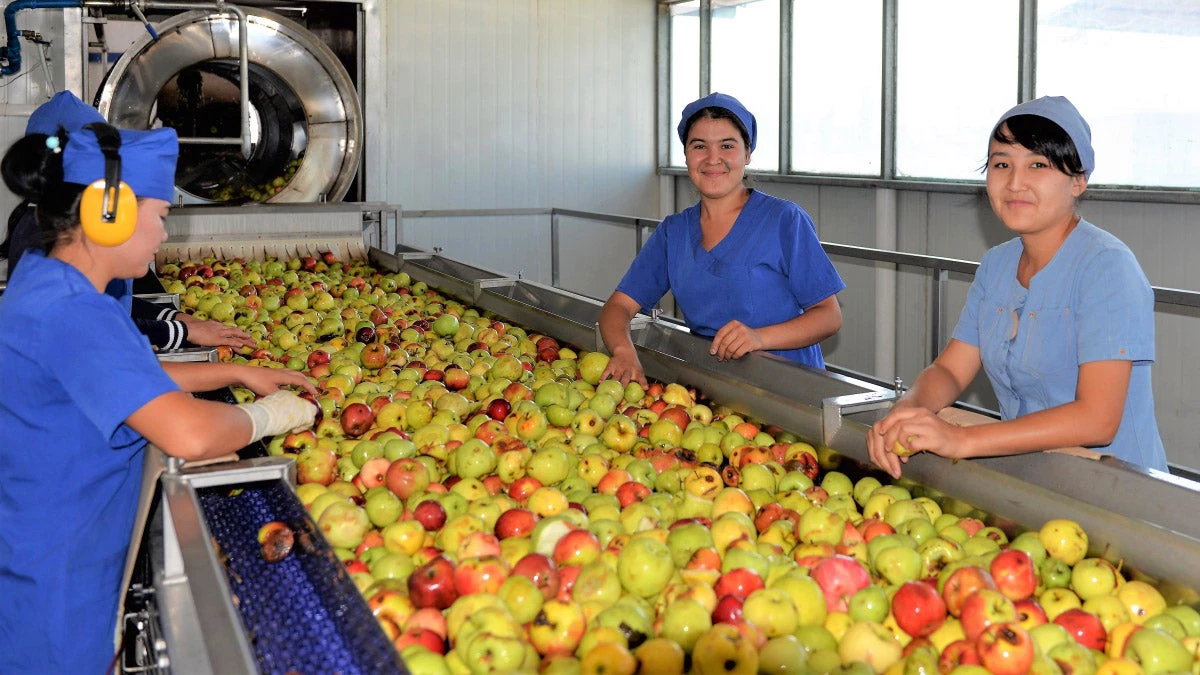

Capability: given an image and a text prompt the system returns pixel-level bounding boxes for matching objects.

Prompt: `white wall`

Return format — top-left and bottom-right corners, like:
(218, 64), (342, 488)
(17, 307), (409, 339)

(371, 0), (660, 287)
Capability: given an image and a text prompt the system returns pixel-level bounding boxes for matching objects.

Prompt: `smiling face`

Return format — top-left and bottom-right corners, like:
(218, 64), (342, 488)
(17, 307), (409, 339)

(986, 125), (1087, 237)
(685, 117), (751, 201)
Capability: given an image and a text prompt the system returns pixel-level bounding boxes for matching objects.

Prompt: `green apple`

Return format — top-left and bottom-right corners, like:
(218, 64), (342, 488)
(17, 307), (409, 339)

(617, 537), (673, 598)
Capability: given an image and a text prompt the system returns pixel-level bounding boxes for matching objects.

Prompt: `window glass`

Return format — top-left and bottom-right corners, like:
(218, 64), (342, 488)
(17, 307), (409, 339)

(711, 0), (780, 171)
(1037, 1), (1200, 188)
(896, 0), (1019, 180)
(791, 1), (883, 175)
(669, 1), (700, 167)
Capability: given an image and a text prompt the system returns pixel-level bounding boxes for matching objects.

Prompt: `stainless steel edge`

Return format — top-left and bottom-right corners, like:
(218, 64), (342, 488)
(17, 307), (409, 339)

(158, 475), (258, 675)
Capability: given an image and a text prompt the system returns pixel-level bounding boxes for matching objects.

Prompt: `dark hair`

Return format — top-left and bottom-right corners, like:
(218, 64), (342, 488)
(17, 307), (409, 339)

(682, 107), (752, 150)
(989, 114), (1085, 177)
(1, 131), (86, 252)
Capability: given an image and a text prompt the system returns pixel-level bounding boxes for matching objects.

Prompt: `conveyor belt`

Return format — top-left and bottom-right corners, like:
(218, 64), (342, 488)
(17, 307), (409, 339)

(198, 480), (403, 675)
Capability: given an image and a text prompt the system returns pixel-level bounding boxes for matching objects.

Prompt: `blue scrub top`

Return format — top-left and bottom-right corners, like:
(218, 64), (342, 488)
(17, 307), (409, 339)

(616, 189), (845, 368)
(0, 251), (179, 672)
(952, 220), (1167, 471)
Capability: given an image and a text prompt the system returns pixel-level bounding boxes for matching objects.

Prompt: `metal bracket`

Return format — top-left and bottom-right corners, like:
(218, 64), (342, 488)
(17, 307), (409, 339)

(822, 390), (896, 447)
(472, 277), (519, 303)
(397, 251), (434, 261)
(136, 292), (182, 309)
(593, 311), (657, 353)
(157, 348), (218, 363)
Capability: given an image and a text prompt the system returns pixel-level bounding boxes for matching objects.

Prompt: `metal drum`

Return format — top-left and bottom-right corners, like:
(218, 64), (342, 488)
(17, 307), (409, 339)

(96, 7), (362, 205)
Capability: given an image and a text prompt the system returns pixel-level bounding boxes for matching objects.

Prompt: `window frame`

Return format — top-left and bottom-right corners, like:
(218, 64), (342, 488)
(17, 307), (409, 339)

(656, 0), (1200, 202)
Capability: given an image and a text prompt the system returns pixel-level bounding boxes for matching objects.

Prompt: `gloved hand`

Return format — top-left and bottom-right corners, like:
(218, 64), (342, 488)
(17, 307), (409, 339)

(237, 390), (317, 445)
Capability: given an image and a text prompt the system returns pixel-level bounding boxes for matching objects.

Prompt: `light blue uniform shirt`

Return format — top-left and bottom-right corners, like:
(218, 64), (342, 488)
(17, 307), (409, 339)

(952, 220), (1167, 471)
(0, 251), (179, 672)
(617, 189), (845, 368)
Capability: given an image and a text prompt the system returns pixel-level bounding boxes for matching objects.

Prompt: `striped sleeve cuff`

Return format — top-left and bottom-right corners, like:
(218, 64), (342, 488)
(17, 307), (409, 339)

(155, 306), (180, 321)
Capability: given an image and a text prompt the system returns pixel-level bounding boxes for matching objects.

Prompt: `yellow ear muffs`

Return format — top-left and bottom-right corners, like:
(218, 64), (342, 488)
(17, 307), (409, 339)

(80, 178), (137, 246)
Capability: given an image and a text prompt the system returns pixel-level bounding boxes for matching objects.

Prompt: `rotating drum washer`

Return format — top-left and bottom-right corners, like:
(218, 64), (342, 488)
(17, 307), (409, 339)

(96, 7), (362, 205)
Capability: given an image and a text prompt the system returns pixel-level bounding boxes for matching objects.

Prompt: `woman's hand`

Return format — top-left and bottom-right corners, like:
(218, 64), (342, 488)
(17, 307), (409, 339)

(179, 315), (257, 350)
(239, 365), (319, 398)
(601, 349), (648, 387)
(710, 320), (765, 361)
(868, 406), (971, 479)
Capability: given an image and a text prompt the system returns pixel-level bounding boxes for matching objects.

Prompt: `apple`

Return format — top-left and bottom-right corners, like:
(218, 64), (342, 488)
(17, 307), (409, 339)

(413, 500), (447, 531)
(743, 587), (800, 638)
(811, 555), (871, 613)
(838, 621), (903, 672)
(617, 537), (673, 599)
(714, 568), (765, 600)
(942, 565), (997, 618)
(340, 401), (375, 437)
(976, 622), (1034, 675)
(711, 593), (745, 625)
(656, 597), (712, 653)
(1123, 627), (1192, 673)
(494, 508), (539, 539)
(891, 580), (948, 638)
(453, 555), (508, 596)
(1039, 519), (1088, 567)
(938, 638), (981, 672)
(406, 555), (457, 610)
(528, 599), (587, 657)
(690, 623), (758, 675)
(960, 588), (1018, 642)
(991, 549), (1038, 601)
(512, 553), (561, 600)
(1054, 607), (1107, 651)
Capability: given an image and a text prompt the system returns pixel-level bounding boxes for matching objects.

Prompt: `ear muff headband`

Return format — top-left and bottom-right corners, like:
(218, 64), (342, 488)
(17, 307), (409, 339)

(79, 122), (137, 247)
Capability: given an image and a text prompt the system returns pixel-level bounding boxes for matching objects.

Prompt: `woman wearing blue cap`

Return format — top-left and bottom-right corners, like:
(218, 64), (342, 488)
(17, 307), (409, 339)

(1, 90), (257, 351)
(598, 92), (845, 385)
(0, 124), (318, 671)
(868, 96), (1167, 476)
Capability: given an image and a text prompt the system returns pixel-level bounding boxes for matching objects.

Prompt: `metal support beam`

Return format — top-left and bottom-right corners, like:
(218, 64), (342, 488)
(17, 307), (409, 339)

(1017, 0), (1036, 102)
(930, 268), (949, 362)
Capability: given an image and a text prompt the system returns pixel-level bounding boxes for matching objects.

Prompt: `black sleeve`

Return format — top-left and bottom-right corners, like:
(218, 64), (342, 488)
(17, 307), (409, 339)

(4, 205), (44, 272)
(133, 318), (188, 350)
(132, 296), (179, 321)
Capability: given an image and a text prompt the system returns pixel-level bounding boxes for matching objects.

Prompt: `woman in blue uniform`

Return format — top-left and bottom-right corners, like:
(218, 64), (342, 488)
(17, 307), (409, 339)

(0, 124), (318, 672)
(2, 90), (257, 351)
(599, 93), (845, 385)
(867, 96), (1167, 476)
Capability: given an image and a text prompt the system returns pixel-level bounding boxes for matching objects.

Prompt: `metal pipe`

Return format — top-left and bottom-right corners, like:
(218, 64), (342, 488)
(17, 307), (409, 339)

(1, 0), (85, 76)
(139, 1), (252, 159)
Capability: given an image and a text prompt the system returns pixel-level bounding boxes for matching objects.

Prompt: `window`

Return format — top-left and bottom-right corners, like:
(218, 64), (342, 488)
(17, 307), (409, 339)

(791, 1), (883, 175)
(669, 1), (700, 167)
(711, 0), (781, 171)
(895, 0), (1019, 180)
(1037, 1), (1200, 188)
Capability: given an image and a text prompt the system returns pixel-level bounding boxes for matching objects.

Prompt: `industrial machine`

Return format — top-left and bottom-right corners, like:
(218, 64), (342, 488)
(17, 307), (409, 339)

(2, 2), (1199, 673)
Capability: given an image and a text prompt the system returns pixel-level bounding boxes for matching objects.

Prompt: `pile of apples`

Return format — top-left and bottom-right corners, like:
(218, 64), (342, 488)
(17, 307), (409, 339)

(159, 255), (1200, 675)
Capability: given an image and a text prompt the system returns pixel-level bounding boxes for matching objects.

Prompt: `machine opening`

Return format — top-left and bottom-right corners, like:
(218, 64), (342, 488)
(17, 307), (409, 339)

(156, 60), (308, 204)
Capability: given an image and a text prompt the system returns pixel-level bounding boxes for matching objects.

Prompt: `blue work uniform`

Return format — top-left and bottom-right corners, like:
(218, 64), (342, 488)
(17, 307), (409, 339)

(952, 219), (1167, 471)
(616, 189), (845, 368)
(0, 251), (179, 672)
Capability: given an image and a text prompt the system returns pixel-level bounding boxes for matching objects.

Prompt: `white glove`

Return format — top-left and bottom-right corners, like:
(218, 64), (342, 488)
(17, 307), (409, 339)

(237, 391), (317, 445)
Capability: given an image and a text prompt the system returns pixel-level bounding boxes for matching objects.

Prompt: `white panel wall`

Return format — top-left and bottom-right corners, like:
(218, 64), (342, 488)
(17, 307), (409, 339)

(373, 0), (658, 215)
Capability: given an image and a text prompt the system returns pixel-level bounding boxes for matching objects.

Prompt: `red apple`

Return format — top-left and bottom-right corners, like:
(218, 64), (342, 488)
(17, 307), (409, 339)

(512, 553), (560, 600)
(413, 500), (447, 531)
(358, 457), (390, 489)
(891, 580), (948, 638)
(714, 568), (765, 600)
(961, 588), (1018, 642)
(938, 639), (981, 672)
(495, 508), (539, 539)
(1053, 607), (1107, 651)
(385, 458), (430, 499)
(1013, 598), (1048, 632)
(811, 555), (871, 613)
(991, 549), (1038, 601)
(976, 622), (1034, 675)
(407, 556), (458, 610)
(453, 555), (509, 595)
(340, 402), (375, 438)
(942, 565), (998, 618)
(712, 594), (746, 625)
(486, 398), (512, 421)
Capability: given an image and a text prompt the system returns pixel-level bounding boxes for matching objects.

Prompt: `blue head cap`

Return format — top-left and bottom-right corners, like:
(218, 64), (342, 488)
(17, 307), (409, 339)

(26, 91), (105, 136)
(62, 126), (180, 203)
(991, 95), (1094, 179)
(677, 92), (758, 152)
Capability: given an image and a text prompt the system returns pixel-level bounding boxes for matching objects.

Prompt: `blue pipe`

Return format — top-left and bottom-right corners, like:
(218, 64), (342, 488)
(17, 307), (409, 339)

(2, 0), (84, 76)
